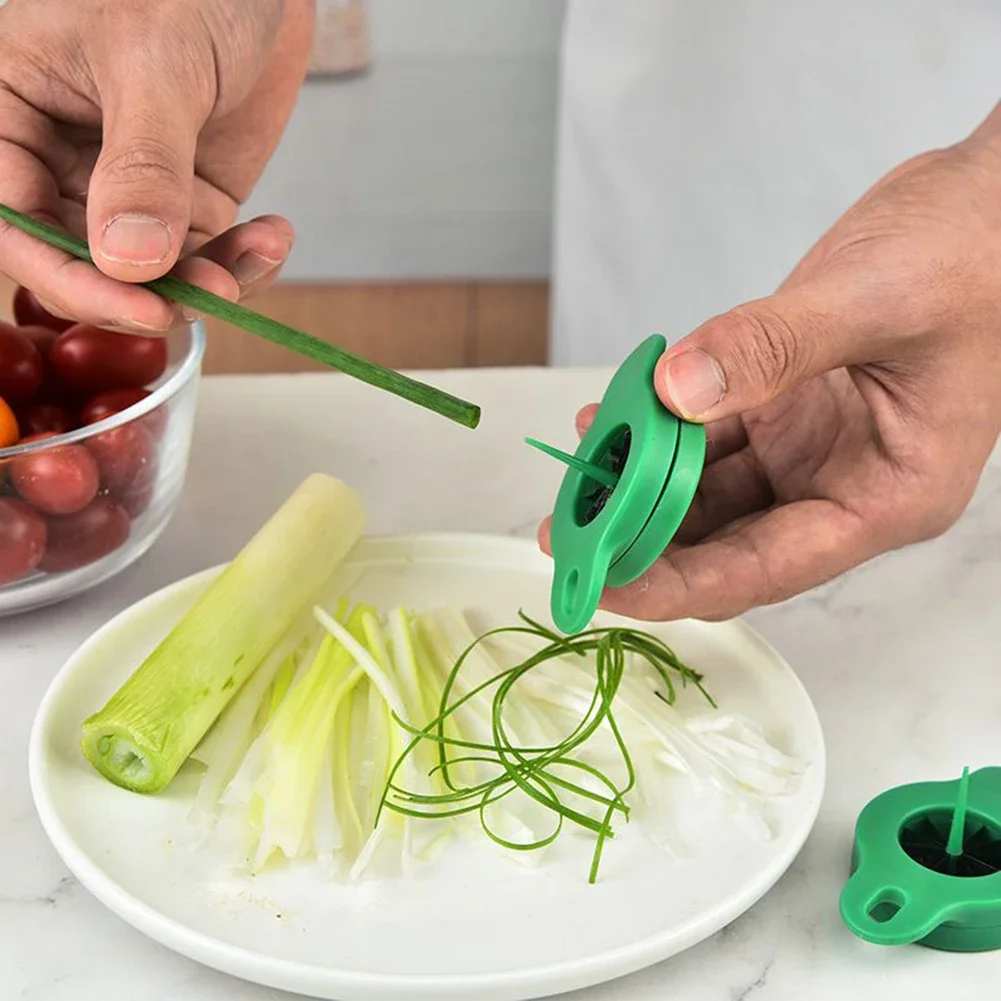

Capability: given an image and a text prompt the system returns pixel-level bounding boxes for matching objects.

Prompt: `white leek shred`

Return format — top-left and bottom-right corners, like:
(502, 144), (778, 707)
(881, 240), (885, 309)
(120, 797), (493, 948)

(186, 601), (807, 878)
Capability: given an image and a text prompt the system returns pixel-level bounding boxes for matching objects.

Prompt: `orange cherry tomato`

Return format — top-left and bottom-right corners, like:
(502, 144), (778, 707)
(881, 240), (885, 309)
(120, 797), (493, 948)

(0, 396), (19, 449)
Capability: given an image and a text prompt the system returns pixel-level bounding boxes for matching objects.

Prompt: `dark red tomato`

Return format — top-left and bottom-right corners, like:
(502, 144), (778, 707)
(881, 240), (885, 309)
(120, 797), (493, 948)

(86, 423), (155, 495)
(121, 479), (155, 518)
(9, 434), (100, 515)
(0, 325), (44, 403)
(15, 324), (72, 405)
(15, 324), (61, 359)
(0, 497), (46, 584)
(80, 388), (149, 424)
(79, 388), (168, 440)
(12, 287), (75, 333)
(50, 326), (168, 396)
(39, 497), (130, 573)
(18, 403), (74, 437)
(19, 330), (73, 407)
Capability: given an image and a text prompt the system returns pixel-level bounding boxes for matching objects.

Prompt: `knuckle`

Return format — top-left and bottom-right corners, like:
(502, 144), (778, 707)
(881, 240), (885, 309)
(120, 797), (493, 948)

(100, 139), (183, 190)
(719, 306), (803, 393)
(734, 534), (783, 607)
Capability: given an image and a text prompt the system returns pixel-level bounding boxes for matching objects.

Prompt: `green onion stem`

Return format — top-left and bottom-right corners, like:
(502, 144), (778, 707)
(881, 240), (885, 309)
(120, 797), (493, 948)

(0, 203), (481, 429)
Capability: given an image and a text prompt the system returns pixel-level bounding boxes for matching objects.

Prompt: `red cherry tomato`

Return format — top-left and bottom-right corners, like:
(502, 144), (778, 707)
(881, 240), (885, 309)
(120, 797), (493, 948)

(0, 325), (44, 403)
(12, 287), (75, 333)
(0, 497), (47, 584)
(0, 396), (18, 448)
(86, 423), (156, 495)
(50, 326), (168, 396)
(9, 433), (100, 515)
(80, 388), (149, 424)
(121, 479), (155, 518)
(79, 388), (167, 440)
(15, 324), (74, 405)
(18, 403), (73, 437)
(15, 324), (61, 359)
(39, 497), (130, 573)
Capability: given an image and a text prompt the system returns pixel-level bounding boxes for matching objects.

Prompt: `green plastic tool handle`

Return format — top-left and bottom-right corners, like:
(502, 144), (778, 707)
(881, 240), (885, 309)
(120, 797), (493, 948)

(550, 558), (609, 638)
(840, 873), (956, 946)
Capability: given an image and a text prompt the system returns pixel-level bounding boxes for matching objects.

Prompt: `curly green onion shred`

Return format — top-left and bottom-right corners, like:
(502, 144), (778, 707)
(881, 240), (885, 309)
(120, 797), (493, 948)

(378, 611), (714, 883)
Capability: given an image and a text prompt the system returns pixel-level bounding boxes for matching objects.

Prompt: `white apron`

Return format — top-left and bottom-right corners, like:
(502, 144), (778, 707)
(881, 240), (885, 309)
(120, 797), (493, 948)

(551, 0), (1001, 366)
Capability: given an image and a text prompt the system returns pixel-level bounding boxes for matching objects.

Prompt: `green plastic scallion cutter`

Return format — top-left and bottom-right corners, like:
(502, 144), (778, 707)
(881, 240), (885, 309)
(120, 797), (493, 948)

(526, 334), (707, 634)
(841, 766), (1001, 951)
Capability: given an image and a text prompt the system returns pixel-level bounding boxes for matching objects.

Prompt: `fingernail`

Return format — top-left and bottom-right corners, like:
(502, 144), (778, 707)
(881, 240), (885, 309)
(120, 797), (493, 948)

(179, 306), (202, 324)
(658, 349), (726, 418)
(100, 214), (171, 265)
(231, 251), (281, 290)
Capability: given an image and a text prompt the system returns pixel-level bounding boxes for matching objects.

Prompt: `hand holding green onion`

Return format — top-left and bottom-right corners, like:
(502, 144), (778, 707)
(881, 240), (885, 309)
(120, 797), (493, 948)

(0, 1), (481, 426)
(0, 0), (312, 332)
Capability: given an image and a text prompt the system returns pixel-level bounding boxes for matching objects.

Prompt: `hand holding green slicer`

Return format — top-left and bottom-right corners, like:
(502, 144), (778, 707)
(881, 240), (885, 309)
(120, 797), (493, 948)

(525, 334), (707, 635)
(841, 766), (1001, 951)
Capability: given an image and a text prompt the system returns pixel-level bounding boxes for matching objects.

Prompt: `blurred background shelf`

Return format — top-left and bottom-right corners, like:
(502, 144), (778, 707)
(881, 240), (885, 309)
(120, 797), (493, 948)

(0, 276), (549, 374)
(197, 281), (549, 373)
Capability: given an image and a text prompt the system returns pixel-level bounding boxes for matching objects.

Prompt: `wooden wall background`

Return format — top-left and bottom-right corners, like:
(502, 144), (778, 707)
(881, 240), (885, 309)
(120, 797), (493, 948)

(0, 275), (550, 373)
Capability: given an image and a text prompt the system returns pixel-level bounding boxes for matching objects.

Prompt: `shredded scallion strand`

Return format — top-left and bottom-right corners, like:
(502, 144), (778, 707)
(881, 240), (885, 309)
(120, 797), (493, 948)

(0, 203), (481, 429)
(378, 612), (715, 883)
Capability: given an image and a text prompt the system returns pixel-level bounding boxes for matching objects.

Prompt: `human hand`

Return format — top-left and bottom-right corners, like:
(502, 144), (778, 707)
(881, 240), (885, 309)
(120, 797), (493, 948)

(541, 101), (1001, 622)
(0, 0), (313, 333)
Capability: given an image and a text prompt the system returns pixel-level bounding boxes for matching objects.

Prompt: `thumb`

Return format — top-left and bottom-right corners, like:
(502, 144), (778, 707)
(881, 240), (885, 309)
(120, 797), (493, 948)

(654, 287), (867, 421)
(87, 85), (204, 283)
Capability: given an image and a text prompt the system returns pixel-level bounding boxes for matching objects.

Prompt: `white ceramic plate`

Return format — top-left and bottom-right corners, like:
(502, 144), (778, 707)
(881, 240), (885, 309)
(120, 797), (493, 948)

(29, 535), (825, 1001)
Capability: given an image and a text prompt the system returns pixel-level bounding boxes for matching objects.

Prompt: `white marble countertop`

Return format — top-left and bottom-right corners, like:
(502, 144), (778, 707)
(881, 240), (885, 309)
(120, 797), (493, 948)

(3, 367), (1001, 1000)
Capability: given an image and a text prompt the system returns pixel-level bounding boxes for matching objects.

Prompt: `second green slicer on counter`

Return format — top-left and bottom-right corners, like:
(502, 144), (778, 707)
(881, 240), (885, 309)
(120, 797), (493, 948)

(840, 766), (1001, 952)
(525, 334), (706, 634)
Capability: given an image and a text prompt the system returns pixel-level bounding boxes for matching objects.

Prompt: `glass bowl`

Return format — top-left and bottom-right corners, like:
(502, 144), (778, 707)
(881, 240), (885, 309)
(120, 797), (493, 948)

(0, 321), (205, 616)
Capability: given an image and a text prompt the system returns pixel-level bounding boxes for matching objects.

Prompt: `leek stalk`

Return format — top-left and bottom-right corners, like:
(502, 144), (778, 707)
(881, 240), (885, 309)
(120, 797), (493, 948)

(80, 474), (366, 793)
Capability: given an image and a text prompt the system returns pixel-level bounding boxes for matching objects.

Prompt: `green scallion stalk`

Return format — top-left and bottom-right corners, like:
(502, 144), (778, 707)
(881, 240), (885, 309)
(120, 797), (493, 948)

(0, 203), (480, 429)
(80, 473), (366, 794)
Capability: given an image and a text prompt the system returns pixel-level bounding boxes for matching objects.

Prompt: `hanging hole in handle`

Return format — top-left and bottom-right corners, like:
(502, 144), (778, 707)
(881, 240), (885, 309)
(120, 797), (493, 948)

(866, 887), (906, 925)
(842, 875), (945, 945)
(869, 899), (902, 924)
(562, 567), (581, 611)
(551, 561), (604, 635)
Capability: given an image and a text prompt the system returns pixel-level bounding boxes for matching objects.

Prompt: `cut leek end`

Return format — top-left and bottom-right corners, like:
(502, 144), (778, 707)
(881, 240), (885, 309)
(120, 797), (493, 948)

(80, 723), (172, 795)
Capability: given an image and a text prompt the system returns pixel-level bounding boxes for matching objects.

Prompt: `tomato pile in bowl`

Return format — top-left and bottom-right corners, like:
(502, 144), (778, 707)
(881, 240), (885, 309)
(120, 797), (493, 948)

(0, 287), (205, 616)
